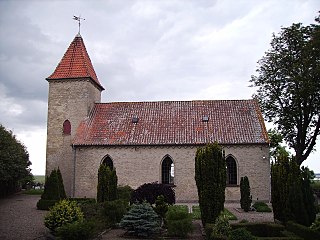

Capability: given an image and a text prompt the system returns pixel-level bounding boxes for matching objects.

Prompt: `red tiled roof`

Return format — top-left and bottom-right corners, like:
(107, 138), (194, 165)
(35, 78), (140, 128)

(73, 100), (269, 146)
(46, 34), (104, 90)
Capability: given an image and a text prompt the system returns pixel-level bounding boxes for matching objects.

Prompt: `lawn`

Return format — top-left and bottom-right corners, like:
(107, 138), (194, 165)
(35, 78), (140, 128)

(191, 205), (237, 220)
(34, 175), (45, 184)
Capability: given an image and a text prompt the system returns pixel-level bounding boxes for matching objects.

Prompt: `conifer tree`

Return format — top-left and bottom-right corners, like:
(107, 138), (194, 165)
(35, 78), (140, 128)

(56, 167), (66, 199)
(41, 169), (66, 200)
(240, 176), (252, 212)
(97, 164), (118, 202)
(195, 142), (226, 226)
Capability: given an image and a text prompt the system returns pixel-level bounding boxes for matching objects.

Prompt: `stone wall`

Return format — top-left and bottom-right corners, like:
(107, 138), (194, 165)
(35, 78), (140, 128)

(46, 78), (101, 196)
(73, 144), (270, 202)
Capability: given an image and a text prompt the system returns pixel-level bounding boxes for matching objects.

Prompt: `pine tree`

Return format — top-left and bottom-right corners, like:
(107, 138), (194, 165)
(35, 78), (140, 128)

(195, 142), (226, 226)
(240, 176), (252, 212)
(97, 164), (107, 202)
(41, 169), (66, 200)
(119, 202), (160, 237)
(57, 167), (66, 199)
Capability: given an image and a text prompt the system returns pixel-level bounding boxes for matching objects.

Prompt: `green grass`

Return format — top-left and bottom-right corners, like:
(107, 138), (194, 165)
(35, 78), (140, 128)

(252, 202), (272, 212)
(33, 175), (45, 184)
(169, 205), (189, 213)
(191, 206), (237, 220)
(23, 189), (44, 195)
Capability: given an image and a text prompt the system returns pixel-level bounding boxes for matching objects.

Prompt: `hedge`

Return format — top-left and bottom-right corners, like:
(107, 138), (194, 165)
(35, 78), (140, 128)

(231, 223), (285, 237)
(36, 199), (58, 210)
(286, 221), (320, 240)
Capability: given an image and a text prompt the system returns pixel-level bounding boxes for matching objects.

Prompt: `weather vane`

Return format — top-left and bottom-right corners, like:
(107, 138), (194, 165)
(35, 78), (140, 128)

(73, 15), (85, 34)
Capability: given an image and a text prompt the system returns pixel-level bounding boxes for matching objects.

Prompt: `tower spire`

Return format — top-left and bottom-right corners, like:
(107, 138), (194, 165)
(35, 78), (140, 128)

(73, 15), (85, 35)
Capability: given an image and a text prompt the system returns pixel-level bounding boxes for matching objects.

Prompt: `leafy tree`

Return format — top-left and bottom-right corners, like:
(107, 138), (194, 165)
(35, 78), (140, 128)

(195, 142), (226, 226)
(131, 182), (175, 205)
(0, 124), (32, 197)
(240, 176), (252, 212)
(250, 14), (320, 165)
(268, 129), (290, 160)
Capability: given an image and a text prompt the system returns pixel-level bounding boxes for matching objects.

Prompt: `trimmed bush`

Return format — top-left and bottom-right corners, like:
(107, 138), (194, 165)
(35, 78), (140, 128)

(131, 182), (175, 205)
(229, 228), (256, 240)
(240, 176), (252, 212)
(286, 221), (320, 240)
(36, 199), (58, 210)
(102, 200), (127, 226)
(154, 195), (168, 226)
(68, 198), (96, 204)
(56, 220), (97, 240)
(166, 205), (193, 238)
(195, 142), (226, 226)
(44, 199), (84, 232)
(252, 202), (272, 212)
(231, 223), (285, 237)
(120, 201), (160, 237)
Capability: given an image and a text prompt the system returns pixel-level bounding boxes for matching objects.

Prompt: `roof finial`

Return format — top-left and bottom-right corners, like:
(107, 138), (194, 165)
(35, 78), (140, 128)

(73, 15), (85, 35)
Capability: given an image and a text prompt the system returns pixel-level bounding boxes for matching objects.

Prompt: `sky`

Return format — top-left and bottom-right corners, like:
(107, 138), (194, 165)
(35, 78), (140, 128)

(0, 0), (319, 175)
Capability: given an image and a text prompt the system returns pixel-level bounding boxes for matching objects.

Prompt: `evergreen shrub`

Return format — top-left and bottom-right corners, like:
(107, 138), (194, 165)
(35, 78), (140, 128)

(153, 195), (168, 226)
(231, 223), (284, 237)
(119, 202), (160, 237)
(195, 142), (226, 226)
(102, 200), (127, 226)
(44, 199), (84, 232)
(97, 165), (118, 202)
(229, 228), (256, 240)
(166, 206), (193, 238)
(56, 220), (97, 240)
(286, 221), (320, 240)
(240, 176), (252, 212)
(252, 201), (272, 212)
(117, 185), (133, 203)
(36, 199), (58, 210)
(211, 214), (231, 239)
(131, 182), (175, 205)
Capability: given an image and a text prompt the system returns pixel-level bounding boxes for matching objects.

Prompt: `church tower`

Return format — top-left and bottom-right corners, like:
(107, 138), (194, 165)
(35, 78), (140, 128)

(46, 33), (104, 196)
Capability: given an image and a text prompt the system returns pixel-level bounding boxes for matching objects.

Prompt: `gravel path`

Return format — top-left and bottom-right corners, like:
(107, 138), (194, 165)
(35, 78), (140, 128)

(0, 193), (48, 240)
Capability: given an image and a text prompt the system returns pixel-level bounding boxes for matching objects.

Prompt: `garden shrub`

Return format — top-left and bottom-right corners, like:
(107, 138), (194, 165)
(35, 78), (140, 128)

(131, 182), (175, 205)
(119, 201), (160, 237)
(310, 217), (320, 232)
(44, 199), (84, 232)
(97, 165), (118, 202)
(102, 200), (127, 226)
(68, 198), (96, 204)
(205, 223), (215, 239)
(36, 199), (58, 210)
(55, 220), (97, 240)
(195, 142), (226, 226)
(286, 221), (320, 240)
(231, 223), (285, 237)
(252, 201), (272, 212)
(240, 176), (252, 212)
(166, 205), (193, 238)
(211, 213), (231, 239)
(117, 185), (133, 203)
(153, 195), (168, 226)
(229, 228), (256, 240)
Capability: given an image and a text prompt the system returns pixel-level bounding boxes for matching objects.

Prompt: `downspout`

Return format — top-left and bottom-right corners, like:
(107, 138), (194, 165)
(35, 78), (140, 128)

(72, 144), (76, 197)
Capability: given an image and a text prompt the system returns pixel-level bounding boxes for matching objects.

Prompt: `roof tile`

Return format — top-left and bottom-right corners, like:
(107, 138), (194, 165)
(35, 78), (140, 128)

(73, 100), (269, 146)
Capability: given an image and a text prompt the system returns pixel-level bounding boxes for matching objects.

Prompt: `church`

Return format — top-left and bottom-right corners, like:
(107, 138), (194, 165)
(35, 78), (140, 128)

(45, 33), (270, 203)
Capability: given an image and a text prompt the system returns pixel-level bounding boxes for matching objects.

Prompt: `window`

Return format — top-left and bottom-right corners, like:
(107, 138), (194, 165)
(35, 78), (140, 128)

(63, 120), (71, 135)
(161, 156), (174, 184)
(102, 156), (114, 170)
(226, 156), (237, 185)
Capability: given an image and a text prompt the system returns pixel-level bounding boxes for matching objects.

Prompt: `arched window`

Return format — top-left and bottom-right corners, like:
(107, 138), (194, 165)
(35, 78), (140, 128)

(226, 156), (237, 185)
(102, 156), (113, 170)
(63, 120), (71, 135)
(161, 156), (174, 184)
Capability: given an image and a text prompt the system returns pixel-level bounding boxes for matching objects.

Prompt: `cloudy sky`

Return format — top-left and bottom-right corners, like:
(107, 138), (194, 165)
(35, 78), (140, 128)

(0, 0), (319, 175)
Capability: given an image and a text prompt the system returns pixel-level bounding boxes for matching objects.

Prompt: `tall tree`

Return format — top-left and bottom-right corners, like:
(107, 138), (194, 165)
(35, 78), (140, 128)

(195, 142), (226, 226)
(250, 14), (320, 165)
(0, 124), (32, 197)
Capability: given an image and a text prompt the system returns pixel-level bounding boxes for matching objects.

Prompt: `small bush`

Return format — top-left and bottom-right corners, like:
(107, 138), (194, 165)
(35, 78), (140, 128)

(286, 221), (320, 240)
(120, 202), (160, 237)
(310, 217), (320, 232)
(154, 195), (168, 226)
(68, 198), (96, 204)
(229, 228), (256, 240)
(44, 199), (84, 232)
(252, 202), (272, 212)
(212, 214), (231, 238)
(166, 205), (193, 238)
(56, 220), (97, 240)
(36, 199), (58, 210)
(102, 200), (127, 225)
(117, 185), (133, 203)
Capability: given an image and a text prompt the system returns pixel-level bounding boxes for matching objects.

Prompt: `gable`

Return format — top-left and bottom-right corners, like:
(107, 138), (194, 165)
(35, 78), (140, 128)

(73, 99), (268, 146)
